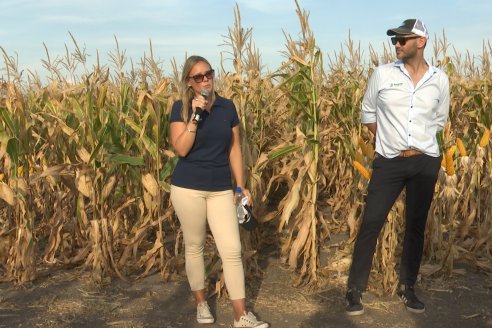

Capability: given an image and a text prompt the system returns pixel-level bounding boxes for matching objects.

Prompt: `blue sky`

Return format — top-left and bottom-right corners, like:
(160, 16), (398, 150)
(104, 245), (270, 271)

(1, 0), (491, 80)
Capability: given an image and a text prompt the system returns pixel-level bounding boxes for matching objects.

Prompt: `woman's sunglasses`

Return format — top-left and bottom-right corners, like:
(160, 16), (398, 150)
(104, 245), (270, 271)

(391, 36), (421, 46)
(189, 69), (215, 83)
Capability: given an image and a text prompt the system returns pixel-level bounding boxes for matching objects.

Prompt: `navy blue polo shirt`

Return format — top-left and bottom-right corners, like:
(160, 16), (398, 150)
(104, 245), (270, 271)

(170, 94), (240, 191)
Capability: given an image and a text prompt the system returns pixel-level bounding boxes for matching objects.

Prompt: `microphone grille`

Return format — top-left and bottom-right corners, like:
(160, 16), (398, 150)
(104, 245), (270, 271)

(201, 90), (209, 99)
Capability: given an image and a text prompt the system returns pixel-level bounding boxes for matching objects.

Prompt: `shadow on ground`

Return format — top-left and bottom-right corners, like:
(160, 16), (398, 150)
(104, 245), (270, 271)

(0, 239), (491, 327)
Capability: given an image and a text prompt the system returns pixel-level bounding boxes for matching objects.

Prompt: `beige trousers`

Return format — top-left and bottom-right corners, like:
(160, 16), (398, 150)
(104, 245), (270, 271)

(170, 185), (245, 300)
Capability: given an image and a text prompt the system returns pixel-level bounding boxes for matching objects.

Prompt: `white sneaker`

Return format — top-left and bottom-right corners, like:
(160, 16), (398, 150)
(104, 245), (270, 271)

(196, 302), (214, 324)
(234, 311), (269, 328)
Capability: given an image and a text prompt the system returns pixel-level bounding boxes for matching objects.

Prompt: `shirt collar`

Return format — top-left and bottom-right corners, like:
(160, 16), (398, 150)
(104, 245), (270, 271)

(394, 59), (437, 74)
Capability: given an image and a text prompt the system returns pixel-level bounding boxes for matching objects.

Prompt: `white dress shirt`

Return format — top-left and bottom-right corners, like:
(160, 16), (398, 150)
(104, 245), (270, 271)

(361, 60), (450, 158)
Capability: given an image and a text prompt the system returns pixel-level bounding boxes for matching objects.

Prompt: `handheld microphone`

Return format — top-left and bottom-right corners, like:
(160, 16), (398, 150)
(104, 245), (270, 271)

(192, 90), (209, 123)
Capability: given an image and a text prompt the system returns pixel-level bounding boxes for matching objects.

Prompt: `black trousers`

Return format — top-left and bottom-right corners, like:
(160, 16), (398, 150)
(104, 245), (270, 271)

(347, 153), (442, 290)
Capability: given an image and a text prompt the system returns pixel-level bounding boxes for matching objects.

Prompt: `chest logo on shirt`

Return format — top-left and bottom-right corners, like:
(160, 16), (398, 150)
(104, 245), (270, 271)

(390, 82), (404, 88)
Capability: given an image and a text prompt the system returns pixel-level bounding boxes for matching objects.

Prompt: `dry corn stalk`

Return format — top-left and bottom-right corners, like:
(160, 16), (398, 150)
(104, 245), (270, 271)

(0, 3), (490, 292)
(357, 136), (367, 156)
(0, 182), (15, 206)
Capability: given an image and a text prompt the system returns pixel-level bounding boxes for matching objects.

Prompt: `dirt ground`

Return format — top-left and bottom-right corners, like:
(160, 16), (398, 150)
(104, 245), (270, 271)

(1, 235), (491, 328)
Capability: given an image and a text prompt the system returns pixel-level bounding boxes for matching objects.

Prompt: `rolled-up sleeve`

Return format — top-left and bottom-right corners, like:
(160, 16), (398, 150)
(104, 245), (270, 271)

(361, 68), (380, 124)
(435, 73), (450, 132)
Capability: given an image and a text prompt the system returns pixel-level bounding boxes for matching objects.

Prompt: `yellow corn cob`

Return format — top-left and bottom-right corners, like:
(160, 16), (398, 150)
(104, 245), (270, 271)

(447, 145), (457, 158)
(354, 160), (371, 180)
(456, 137), (466, 157)
(17, 166), (24, 176)
(445, 146), (455, 176)
(479, 128), (490, 147)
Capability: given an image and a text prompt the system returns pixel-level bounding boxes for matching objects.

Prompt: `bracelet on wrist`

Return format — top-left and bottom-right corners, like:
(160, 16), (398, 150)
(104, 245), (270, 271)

(186, 126), (196, 133)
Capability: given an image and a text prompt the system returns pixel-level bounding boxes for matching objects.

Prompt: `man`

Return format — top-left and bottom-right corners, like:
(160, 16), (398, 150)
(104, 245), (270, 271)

(345, 19), (450, 315)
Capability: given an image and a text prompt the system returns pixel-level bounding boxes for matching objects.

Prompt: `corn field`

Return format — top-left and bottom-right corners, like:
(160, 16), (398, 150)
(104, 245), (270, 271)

(0, 2), (490, 295)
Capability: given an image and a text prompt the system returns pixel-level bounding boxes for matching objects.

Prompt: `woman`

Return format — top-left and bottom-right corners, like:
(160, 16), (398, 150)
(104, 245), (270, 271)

(169, 55), (269, 328)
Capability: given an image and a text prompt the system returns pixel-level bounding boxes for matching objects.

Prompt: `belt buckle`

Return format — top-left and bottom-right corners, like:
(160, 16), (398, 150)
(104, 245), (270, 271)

(400, 150), (413, 157)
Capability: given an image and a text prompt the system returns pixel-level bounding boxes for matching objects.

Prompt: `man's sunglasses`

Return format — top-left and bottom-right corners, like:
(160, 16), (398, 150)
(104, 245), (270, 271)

(189, 69), (215, 83)
(391, 36), (421, 46)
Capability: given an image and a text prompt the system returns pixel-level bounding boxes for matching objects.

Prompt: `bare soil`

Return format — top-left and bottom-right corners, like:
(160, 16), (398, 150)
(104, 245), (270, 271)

(1, 234), (491, 328)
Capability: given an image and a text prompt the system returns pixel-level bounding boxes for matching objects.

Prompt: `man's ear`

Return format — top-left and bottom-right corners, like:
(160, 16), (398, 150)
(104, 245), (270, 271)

(419, 37), (427, 48)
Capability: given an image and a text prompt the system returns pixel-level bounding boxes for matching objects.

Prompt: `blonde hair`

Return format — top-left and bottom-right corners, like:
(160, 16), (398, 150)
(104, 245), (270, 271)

(179, 55), (216, 122)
